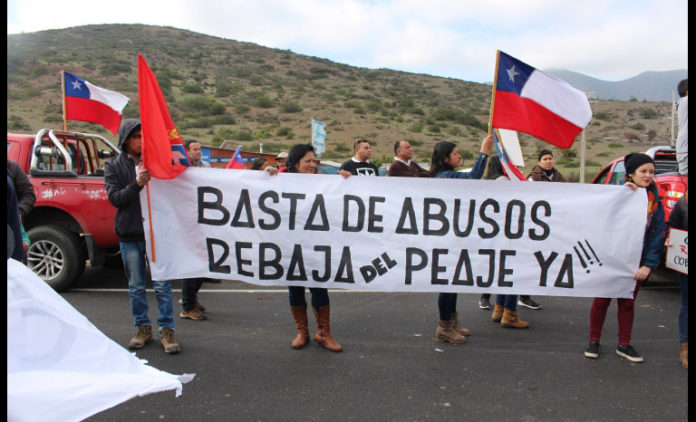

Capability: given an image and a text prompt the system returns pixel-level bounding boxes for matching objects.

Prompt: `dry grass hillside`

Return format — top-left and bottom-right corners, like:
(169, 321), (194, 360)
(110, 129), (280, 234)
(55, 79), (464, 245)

(7, 24), (677, 181)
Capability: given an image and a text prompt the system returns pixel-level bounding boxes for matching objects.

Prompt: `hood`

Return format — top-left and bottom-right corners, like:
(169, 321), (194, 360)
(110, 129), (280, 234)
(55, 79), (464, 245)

(117, 119), (141, 151)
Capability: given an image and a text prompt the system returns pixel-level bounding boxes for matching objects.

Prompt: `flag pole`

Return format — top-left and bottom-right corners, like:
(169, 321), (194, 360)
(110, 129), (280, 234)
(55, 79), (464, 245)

(145, 183), (156, 263)
(483, 50), (502, 179)
(60, 70), (67, 131)
(487, 50), (501, 136)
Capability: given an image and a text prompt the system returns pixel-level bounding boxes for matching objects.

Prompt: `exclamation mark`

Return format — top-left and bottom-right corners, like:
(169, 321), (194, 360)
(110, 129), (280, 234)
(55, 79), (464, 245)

(577, 241), (593, 265)
(573, 246), (590, 273)
(584, 240), (602, 266)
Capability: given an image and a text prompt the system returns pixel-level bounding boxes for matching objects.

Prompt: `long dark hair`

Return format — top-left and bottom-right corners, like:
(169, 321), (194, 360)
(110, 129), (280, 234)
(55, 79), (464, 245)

(286, 144), (315, 173)
(429, 141), (457, 176)
(485, 155), (505, 180)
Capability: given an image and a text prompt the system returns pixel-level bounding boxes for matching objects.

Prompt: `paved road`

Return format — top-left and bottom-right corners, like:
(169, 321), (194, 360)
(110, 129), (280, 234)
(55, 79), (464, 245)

(64, 265), (687, 421)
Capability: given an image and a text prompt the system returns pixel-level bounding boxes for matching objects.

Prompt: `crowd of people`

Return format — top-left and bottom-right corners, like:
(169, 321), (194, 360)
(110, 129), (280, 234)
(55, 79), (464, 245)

(8, 79), (687, 369)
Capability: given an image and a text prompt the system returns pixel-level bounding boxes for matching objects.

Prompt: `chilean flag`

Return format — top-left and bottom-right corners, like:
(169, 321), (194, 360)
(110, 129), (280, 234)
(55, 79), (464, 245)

(491, 51), (592, 149)
(225, 146), (245, 169)
(493, 129), (527, 181)
(63, 72), (129, 134)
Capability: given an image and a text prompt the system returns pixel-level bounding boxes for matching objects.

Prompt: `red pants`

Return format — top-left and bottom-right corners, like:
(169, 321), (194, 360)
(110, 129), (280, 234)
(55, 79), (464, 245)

(589, 280), (642, 345)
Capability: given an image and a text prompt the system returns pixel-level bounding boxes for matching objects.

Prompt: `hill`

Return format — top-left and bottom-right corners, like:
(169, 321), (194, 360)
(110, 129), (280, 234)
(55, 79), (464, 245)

(545, 69), (687, 102)
(7, 24), (679, 180)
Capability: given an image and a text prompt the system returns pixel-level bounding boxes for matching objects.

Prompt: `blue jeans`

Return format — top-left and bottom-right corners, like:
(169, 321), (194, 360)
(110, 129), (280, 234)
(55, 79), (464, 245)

(496, 294), (518, 311)
(120, 241), (175, 331)
(678, 273), (688, 343)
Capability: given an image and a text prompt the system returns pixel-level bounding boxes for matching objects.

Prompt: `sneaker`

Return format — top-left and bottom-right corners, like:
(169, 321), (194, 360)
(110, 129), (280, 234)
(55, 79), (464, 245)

(478, 296), (491, 310)
(179, 298), (205, 311)
(584, 341), (600, 359)
(518, 296), (542, 310)
(160, 328), (181, 354)
(616, 344), (644, 363)
(180, 308), (207, 321)
(128, 325), (153, 350)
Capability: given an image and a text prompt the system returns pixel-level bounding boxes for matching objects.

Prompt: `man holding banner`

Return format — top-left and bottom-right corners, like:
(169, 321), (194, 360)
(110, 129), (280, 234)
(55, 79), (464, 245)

(104, 119), (180, 354)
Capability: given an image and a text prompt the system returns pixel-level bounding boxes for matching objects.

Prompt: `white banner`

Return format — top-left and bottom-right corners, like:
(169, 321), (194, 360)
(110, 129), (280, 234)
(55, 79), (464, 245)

(666, 228), (688, 275)
(141, 168), (646, 298)
(7, 259), (195, 422)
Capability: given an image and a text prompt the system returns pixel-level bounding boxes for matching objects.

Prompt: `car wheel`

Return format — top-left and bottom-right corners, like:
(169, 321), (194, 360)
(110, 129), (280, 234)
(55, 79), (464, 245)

(27, 225), (86, 292)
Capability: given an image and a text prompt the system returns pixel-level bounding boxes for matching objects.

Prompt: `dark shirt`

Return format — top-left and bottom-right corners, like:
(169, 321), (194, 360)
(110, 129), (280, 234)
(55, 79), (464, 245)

(339, 158), (379, 176)
(388, 159), (430, 177)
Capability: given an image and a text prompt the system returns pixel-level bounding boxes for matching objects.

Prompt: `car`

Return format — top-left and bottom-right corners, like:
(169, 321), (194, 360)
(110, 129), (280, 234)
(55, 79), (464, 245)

(590, 145), (688, 222)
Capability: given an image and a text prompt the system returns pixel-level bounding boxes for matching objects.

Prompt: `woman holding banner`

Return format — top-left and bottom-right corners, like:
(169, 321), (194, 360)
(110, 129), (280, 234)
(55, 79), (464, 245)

(285, 144), (345, 352)
(429, 134), (493, 344)
(584, 153), (665, 363)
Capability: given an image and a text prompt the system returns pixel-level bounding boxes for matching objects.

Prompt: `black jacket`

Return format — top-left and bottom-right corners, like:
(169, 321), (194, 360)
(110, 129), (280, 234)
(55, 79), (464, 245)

(104, 119), (145, 241)
(7, 159), (36, 219)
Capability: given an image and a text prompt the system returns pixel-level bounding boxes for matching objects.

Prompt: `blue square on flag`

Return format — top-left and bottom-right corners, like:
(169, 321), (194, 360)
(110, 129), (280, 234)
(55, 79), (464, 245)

(171, 144), (190, 166)
(64, 72), (91, 99)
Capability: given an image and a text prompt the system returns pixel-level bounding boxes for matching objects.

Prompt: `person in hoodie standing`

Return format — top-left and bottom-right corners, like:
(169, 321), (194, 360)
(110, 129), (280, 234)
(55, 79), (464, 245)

(104, 119), (180, 355)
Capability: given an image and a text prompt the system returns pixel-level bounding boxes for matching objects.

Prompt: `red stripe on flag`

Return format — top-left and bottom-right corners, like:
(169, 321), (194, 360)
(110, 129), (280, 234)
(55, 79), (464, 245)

(492, 91), (583, 149)
(65, 97), (123, 134)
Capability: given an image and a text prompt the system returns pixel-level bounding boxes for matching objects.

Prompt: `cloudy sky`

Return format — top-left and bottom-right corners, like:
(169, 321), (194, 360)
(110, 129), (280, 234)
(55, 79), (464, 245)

(7, 0), (687, 84)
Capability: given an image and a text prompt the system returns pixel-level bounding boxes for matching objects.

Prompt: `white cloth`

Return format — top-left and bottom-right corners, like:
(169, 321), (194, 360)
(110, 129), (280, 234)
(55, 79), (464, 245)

(7, 259), (194, 422)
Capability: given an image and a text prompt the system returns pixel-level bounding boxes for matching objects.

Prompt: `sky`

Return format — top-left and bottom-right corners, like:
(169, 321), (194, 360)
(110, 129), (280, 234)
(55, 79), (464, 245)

(7, 0), (687, 84)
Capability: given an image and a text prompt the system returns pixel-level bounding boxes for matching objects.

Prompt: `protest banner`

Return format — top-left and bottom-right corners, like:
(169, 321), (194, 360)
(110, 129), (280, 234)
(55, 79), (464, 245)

(666, 228), (688, 275)
(141, 168), (646, 298)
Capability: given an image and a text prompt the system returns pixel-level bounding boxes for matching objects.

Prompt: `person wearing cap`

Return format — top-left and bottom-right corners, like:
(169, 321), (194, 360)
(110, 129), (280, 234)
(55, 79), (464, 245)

(584, 152), (665, 363)
(276, 151), (288, 172)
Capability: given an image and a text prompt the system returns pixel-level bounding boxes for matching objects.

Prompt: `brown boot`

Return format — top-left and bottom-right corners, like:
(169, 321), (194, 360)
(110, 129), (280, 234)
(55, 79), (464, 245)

(312, 305), (343, 352)
(492, 304), (504, 323)
(128, 325), (152, 349)
(160, 328), (181, 354)
(290, 305), (310, 349)
(435, 320), (467, 344)
(501, 309), (530, 328)
(680, 343), (688, 369)
(450, 312), (471, 336)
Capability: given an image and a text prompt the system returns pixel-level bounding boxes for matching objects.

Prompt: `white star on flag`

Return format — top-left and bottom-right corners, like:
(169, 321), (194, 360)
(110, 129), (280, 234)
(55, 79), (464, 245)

(506, 65), (520, 83)
(71, 80), (83, 90)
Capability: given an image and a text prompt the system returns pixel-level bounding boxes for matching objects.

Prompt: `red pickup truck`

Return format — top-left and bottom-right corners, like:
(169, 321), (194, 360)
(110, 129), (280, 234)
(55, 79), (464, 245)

(7, 129), (121, 291)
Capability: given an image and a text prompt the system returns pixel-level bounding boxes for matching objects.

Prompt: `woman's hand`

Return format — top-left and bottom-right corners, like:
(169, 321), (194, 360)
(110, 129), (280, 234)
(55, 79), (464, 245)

(338, 169), (351, 179)
(634, 265), (651, 281)
(624, 181), (639, 191)
(265, 166), (279, 176)
(480, 134), (494, 154)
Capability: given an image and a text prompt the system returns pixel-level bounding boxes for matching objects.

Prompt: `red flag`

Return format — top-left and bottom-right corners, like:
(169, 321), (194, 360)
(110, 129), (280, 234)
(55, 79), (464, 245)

(137, 54), (188, 179)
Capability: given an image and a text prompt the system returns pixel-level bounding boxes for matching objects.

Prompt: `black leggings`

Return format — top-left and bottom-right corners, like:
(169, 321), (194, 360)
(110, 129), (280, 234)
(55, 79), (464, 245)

(288, 286), (329, 311)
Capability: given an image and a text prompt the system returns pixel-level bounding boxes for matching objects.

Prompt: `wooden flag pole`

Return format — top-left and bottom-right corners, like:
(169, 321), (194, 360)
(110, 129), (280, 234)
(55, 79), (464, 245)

(483, 50), (502, 179)
(60, 70), (68, 131)
(487, 50), (501, 136)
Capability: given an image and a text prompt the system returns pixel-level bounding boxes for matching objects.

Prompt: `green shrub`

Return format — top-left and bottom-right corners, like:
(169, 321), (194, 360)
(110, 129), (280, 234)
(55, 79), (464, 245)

(182, 84), (204, 94)
(630, 122), (646, 131)
(276, 127), (294, 138)
(8, 115), (32, 131)
(179, 96), (226, 116)
(280, 102), (303, 113)
(608, 142), (624, 148)
(254, 95), (275, 108)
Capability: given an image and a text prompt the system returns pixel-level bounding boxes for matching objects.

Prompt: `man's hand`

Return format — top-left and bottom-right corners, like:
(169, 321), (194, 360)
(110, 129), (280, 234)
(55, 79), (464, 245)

(338, 169), (351, 179)
(136, 168), (151, 187)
